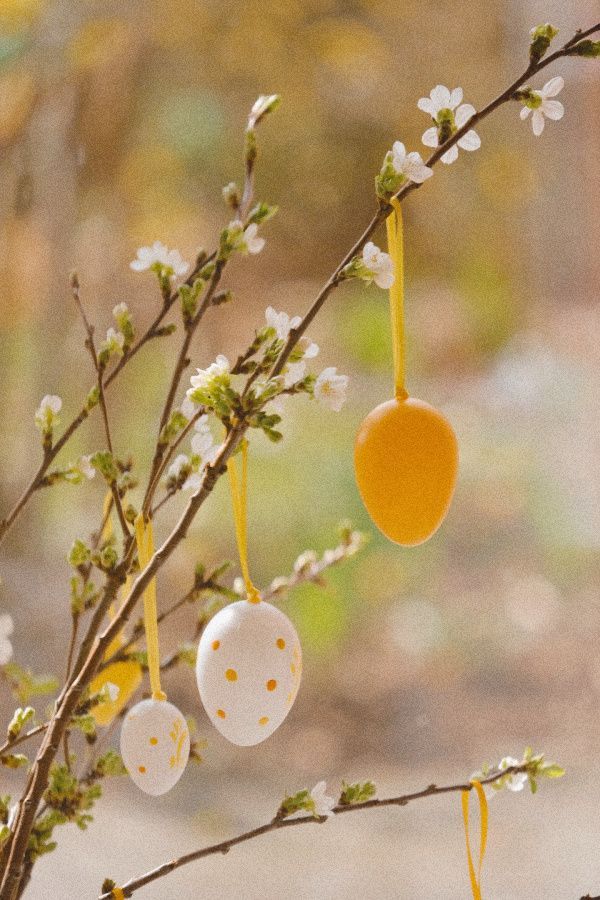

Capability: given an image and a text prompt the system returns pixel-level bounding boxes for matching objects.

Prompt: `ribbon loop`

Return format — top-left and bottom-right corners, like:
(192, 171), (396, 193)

(227, 441), (261, 604)
(461, 780), (488, 900)
(385, 196), (407, 400)
(134, 513), (166, 701)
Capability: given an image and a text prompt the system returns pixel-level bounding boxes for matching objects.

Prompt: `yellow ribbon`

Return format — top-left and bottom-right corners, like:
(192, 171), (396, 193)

(461, 780), (488, 900)
(227, 441), (261, 604)
(385, 196), (407, 400)
(134, 513), (166, 701)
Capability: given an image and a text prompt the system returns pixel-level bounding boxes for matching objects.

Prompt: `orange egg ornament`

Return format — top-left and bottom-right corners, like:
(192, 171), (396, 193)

(354, 394), (458, 547)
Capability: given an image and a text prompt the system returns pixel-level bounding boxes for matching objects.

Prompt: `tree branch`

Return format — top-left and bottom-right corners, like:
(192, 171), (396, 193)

(97, 762), (528, 899)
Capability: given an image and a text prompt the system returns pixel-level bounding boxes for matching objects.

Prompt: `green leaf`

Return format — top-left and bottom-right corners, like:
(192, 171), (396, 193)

(6, 706), (35, 741)
(340, 780), (376, 805)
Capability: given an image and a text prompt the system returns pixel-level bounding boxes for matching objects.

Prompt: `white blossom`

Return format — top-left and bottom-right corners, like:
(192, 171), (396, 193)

(191, 416), (218, 461)
(77, 455), (96, 480)
(103, 327), (125, 356)
(419, 84), (481, 164)
(229, 220), (265, 255)
(130, 241), (189, 277)
(187, 355), (230, 398)
(298, 336), (319, 359)
(283, 361), (306, 388)
(34, 395), (62, 432)
(499, 756), (528, 792)
(519, 76), (564, 136)
(167, 454), (190, 481)
(310, 780), (335, 818)
(180, 395), (197, 420)
(112, 301), (129, 318)
(390, 141), (433, 184)
(0, 614), (14, 665)
(265, 307), (302, 341)
(362, 242), (394, 290)
(314, 367), (348, 412)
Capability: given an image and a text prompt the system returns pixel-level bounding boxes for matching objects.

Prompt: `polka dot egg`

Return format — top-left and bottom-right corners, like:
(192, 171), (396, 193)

(196, 600), (302, 746)
(120, 698), (190, 795)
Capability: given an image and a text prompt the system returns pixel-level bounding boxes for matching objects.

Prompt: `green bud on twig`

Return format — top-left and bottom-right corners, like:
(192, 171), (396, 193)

(569, 39), (600, 57)
(529, 23), (558, 64)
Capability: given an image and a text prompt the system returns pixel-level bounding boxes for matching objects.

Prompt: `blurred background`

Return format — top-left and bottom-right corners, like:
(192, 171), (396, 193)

(1, 0), (599, 897)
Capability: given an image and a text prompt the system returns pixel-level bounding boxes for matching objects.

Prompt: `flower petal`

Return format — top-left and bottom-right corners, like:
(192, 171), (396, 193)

(532, 110), (545, 136)
(457, 129), (481, 151)
(417, 97), (435, 115)
(430, 84), (451, 111)
(541, 99), (564, 121)
(449, 87), (463, 109)
(455, 103), (476, 128)
(441, 144), (459, 165)
(541, 75), (564, 98)
(421, 126), (439, 148)
(520, 106), (531, 120)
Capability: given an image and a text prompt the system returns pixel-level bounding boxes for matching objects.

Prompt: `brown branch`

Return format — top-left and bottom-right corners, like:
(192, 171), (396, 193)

(97, 762), (528, 899)
(271, 22), (600, 378)
(0, 724), (47, 760)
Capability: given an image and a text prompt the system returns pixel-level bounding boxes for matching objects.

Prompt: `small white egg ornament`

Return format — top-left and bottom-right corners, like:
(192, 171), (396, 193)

(120, 698), (190, 795)
(196, 600), (302, 746)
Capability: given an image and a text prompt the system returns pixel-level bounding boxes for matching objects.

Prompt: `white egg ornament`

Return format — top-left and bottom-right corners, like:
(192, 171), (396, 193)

(120, 698), (190, 795)
(196, 600), (302, 746)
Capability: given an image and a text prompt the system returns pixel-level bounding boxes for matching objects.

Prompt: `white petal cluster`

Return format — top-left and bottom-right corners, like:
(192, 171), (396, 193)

(187, 355), (230, 397)
(519, 76), (564, 136)
(265, 307), (301, 341)
(310, 780), (336, 817)
(362, 242), (394, 290)
(77, 455), (96, 480)
(314, 367), (348, 412)
(34, 394), (62, 432)
(498, 756), (528, 792)
(228, 220), (265, 255)
(418, 84), (481, 164)
(191, 415), (218, 464)
(130, 241), (189, 277)
(103, 327), (125, 355)
(390, 141), (433, 184)
(0, 614), (14, 665)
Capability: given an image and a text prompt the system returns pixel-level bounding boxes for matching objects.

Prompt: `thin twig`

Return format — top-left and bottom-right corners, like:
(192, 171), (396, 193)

(70, 275), (130, 542)
(97, 762), (528, 899)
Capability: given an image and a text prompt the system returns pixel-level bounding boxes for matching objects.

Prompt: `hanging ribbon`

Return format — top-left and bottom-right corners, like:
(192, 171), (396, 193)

(227, 441), (261, 604)
(134, 513), (166, 701)
(461, 780), (488, 900)
(385, 196), (407, 400)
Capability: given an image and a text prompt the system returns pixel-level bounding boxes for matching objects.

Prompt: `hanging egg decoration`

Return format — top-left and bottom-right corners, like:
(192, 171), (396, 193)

(120, 698), (190, 796)
(354, 395), (458, 546)
(353, 197), (458, 546)
(196, 599), (302, 746)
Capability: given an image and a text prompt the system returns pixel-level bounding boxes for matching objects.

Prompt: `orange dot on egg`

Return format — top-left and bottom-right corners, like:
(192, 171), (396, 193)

(138, 765), (146, 774)
(225, 668), (238, 682)
(266, 679), (277, 691)
(290, 663), (296, 675)
(354, 396), (458, 546)
(149, 737), (158, 746)
(212, 640), (220, 650)
(217, 709), (226, 719)
(258, 716), (269, 726)
(276, 638), (286, 650)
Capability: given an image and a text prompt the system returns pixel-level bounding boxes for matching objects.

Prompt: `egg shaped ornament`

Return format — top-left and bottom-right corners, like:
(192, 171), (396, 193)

(120, 698), (190, 795)
(354, 395), (458, 547)
(196, 600), (302, 746)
